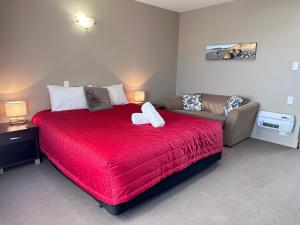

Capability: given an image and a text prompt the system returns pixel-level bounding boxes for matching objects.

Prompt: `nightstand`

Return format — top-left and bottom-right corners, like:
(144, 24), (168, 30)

(152, 104), (165, 110)
(0, 121), (40, 174)
(131, 102), (165, 110)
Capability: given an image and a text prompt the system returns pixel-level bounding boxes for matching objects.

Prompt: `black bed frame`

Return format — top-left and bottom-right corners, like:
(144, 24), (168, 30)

(43, 151), (222, 215)
(97, 152), (222, 215)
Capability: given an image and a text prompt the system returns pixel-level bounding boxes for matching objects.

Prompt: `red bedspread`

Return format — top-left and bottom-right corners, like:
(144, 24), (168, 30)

(32, 104), (223, 205)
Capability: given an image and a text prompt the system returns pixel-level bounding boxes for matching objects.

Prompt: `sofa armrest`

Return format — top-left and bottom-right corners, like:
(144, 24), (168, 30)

(164, 96), (183, 111)
(224, 102), (260, 146)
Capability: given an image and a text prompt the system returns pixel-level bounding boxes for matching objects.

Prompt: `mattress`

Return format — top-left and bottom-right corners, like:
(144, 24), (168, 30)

(32, 104), (223, 206)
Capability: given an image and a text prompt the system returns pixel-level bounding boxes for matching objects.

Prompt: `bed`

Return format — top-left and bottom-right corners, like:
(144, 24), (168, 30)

(32, 103), (223, 215)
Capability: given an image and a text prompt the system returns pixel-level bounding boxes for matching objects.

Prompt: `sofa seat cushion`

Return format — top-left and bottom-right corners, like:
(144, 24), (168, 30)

(173, 110), (226, 127)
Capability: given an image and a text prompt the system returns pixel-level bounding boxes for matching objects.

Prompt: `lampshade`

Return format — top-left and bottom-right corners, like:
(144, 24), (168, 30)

(134, 91), (145, 103)
(5, 101), (27, 117)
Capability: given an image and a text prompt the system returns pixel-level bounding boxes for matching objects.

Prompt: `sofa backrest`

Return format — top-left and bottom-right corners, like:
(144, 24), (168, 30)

(164, 93), (249, 114)
(201, 94), (230, 114)
(200, 93), (249, 115)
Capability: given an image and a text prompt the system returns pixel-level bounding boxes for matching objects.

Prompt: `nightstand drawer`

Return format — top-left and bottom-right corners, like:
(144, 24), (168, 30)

(0, 141), (36, 168)
(0, 129), (37, 146)
(0, 122), (40, 172)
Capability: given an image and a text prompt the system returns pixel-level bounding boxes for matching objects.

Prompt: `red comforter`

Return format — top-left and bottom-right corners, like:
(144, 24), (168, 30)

(32, 104), (223, 205)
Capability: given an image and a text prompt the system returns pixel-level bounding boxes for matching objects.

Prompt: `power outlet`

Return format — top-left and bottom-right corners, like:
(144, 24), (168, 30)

(292, 61), (299, 71)
(287, 96), (294, 105)
(63, 81), (70, 87)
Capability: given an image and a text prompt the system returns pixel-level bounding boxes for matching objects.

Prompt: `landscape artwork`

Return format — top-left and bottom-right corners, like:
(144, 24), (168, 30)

(206, 42), (257, 60)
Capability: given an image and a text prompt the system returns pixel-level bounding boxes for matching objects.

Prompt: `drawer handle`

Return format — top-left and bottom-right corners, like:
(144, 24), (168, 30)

(10, 137), (22, 141)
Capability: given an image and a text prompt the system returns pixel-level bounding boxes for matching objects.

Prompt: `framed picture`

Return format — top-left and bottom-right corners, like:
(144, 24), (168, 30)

(206, 42), (257, 60)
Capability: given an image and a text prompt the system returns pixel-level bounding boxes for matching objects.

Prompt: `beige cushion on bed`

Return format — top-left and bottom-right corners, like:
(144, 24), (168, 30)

(84, 86), (112, 112)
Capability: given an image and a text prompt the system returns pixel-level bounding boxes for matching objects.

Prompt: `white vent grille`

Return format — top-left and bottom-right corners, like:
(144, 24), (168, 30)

(258, 111), (295, 136)
(262, 122), (279, 129)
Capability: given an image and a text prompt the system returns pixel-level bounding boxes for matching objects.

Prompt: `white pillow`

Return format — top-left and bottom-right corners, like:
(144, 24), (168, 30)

(47, 85), (88, 112)
(104, 84), (128, 105)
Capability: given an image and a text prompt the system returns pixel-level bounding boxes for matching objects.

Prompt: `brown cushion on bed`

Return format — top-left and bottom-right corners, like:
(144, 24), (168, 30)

(84, 86), (112, 111)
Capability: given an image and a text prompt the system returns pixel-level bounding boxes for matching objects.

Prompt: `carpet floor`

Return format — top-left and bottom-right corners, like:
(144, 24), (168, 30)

(1, 138), (300, 225)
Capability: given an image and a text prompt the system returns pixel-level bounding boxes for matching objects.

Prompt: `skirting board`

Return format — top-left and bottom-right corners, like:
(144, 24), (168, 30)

(251, 135), (297, 149)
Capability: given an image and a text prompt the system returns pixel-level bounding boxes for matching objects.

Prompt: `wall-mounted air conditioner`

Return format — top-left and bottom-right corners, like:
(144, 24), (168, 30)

(257, 111), (295, 136)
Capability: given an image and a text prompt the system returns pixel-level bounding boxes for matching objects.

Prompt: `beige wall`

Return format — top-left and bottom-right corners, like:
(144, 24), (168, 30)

(1, 0), (299, 148)
(177, 0), (300, 148)
(0, 0), (179, 121)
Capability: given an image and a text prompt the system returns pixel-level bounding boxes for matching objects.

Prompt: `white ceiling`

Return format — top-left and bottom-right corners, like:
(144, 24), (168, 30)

(135, 0), (236, 12)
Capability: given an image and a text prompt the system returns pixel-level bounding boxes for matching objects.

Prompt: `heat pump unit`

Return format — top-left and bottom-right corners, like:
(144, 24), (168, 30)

(257, 111), (295, 136)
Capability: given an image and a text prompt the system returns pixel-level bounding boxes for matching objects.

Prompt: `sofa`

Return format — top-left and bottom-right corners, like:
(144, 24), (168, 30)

(164, 93), (260, 147)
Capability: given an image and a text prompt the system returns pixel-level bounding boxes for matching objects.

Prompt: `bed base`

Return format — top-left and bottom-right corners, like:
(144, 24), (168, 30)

(97, 152), (222, 215)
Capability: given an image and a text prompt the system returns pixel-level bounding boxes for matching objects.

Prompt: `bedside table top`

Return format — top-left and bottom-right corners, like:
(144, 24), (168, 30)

(152, 104), (164, 109)
(130, 102), (164, 109)
(0, 121), (37, 134)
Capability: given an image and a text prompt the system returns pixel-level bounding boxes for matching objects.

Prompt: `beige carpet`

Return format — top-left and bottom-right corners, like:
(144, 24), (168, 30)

(1, 138), (300, 225)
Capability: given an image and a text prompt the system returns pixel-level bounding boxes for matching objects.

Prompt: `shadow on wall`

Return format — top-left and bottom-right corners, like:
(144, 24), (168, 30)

(0, 57), (174, 122)
(0, 0), (179, 121)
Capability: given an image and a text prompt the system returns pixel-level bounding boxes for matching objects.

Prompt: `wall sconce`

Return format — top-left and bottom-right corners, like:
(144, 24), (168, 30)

(76, 14), (96, 30)
(5, 101), (27, 125)
(133, 91), (146, 104)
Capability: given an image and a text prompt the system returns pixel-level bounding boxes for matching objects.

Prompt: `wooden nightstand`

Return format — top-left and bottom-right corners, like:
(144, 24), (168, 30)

(0, 121), (40, 174)
(131, 102), (165, 110)
(152, 104), (165, 110)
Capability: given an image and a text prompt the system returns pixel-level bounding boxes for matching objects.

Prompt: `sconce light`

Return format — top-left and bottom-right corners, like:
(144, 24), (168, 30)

(76, 14), (96, 30)
(5, 101), (27, 125)
(133, 91), (146, 104)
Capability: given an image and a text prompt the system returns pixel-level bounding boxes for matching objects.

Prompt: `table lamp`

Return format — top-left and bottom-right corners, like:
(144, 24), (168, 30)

(5, 101), (27, 125)
(134, 91), (145, 104)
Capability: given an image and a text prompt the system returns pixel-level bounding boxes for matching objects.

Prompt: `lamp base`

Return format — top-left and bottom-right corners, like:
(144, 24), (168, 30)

(9, 117), (27, 125)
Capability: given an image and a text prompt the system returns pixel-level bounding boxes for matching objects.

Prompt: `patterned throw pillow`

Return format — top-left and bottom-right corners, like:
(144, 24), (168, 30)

(181, 94), (202, 111)
(224, 96), (244, 116)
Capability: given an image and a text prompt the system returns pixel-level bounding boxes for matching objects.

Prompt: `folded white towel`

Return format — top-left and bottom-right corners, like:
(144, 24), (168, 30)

(141, 102), (165, 128)
(131, 113), (150, 125)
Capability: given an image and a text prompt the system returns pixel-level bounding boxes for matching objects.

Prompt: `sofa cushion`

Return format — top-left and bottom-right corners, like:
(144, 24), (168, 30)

(201, 94), (231, 115)
(165, 96), (183, 111)
(224, 96), (244, 116)
(174, 110), (225, 127)
(181, 94), (202, 111)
